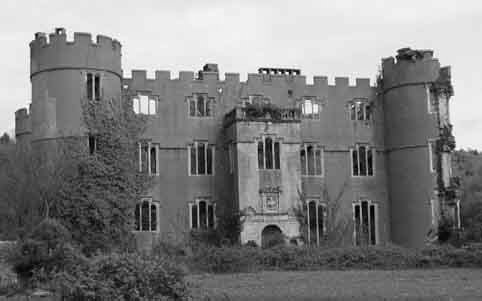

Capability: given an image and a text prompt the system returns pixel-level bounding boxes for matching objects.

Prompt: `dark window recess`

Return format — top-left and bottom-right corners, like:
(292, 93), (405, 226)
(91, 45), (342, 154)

(265, 137), (273, 169)
(198, 143), (205, 174)
(199, 201), (207, 229)
(206, 147), (213, 175)
(141, 201), (150, 231)
(86, 73), (93, 100)
(258, 141), (264, 169)
(94, 74), (101, 100)
(191, 204), (198, 229)
(135, 203), (140, 231)
(88, 135), (97, 154)
(354, 204), (361, 245)
(300, 149), (306, 175)
(307, 201), (325, 245)
(190, 146), (197, 175)
(208, 204), (215, 228)
(150, 146), (157, 174)
(190, 142), (213, 175)
(308, 201), (317, 245)
(274, 142), (280, 169)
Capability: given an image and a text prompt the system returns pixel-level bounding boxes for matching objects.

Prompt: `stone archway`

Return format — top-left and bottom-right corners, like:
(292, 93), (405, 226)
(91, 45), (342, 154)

(261, 224), (284, 248)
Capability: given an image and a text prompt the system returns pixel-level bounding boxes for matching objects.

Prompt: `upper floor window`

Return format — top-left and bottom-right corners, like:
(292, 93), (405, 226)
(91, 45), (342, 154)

(189, 142), (214, 175)
(86, 73), (101, 101)
(353, 200), (377, 246)
(300, 144), (323, 176)
(300, 98), (321, 119)
(351, 145), (374, 176)
(306, 199), (326, 246)
(188, 93), (214, 117)
(133, 94), (157, 115)
(426, 84), (438, 114)
(135, 198), (158, 232)
(189, 198), (215, 229)
(138, 142), (159, 175)
(349, 100), (371, 121)
(258, 137), (280, 170)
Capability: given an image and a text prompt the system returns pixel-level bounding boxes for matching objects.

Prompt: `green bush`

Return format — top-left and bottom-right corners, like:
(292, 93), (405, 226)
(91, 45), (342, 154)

(53, 252), (189, 300)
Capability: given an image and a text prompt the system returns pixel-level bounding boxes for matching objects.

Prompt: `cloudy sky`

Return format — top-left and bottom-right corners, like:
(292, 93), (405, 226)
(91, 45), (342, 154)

(1, 0), (481, 149)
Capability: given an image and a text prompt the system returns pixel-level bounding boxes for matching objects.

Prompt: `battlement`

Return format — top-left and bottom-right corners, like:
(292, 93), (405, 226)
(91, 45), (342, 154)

(15, 108), (31, 137)
(381, 47), (442, 91)
(123, 67), (375, 94)
(30, 28), (122, 77)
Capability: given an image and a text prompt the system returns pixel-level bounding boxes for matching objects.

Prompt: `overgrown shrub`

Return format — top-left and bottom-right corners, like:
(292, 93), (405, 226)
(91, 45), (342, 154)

(52, 252), (189, 300)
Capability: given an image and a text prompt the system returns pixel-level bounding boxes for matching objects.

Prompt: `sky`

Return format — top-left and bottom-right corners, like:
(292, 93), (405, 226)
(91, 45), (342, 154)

(0, 0), (481, 149)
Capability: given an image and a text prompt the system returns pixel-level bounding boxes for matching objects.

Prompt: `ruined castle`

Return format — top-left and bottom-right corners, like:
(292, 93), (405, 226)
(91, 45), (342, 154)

(15, 28), (459, 248)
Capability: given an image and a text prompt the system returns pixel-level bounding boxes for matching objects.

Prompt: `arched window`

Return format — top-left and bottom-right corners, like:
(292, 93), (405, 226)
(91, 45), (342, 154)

(135, 198), (158, 232)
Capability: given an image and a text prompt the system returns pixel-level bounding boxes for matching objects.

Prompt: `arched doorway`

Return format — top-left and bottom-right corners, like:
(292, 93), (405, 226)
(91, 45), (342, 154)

(261, 225), (284, 248)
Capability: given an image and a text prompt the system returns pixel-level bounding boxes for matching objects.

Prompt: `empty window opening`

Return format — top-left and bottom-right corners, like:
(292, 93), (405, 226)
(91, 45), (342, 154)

(88, 135), (98, 155)
(257, 137), (280, 170)
(132, 94), (157, 115)
(350, 100), (371, 121)
(188, 93), (214, 117)
(138, 142), (159, 175)
(352, 145), (374, 176)
(306, 200), (326, 246)
(301, 98), (321, 119)
(353, 200), (377, 246)
(189, 142), (214, 175)
(190, 199), (215, 229)
(135, 198), (158, 232)
(300, 144), (323, 176)
(86, 72), (101, 101)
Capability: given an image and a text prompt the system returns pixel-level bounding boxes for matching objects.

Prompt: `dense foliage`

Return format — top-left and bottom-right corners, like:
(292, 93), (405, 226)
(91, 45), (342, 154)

(188, 244), (482, 274)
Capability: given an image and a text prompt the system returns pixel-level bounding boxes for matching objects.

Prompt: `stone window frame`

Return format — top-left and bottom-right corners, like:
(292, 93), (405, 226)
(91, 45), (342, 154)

(138, 141), (160, 176)
(352, 200), (378, 246)
(300, 143), (324, 177)
(428, 139), (437, 173)
(134, 197), (159, 232)
(426, 84), (438, 114)
(350, 144), (375, 177)
(189, 198), (216, 230)
(187, 93), (215, 118)
(306, 198), (327, 246)
(348, 98), (372, 121)
(299, 97), (323, 120)
(257, 135), (281, 170)
(132, 93), (158, 115)
(188, 141), (215, 176)
(86, 72), (102, 101)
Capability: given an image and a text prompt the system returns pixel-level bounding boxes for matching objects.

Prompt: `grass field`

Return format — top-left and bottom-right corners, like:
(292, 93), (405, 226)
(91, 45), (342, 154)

(188, 269), (482, 300)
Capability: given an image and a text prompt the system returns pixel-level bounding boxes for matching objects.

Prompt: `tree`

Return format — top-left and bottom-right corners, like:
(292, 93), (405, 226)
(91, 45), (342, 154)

(294, 180), (352, 247)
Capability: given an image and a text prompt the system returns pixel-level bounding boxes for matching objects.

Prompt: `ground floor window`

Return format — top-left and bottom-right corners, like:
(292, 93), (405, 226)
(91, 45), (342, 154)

(135, 198), (158, 232)
(306, 199), (326, 245)
(189, 199), (215, 229)
(353, 200), (378, 245)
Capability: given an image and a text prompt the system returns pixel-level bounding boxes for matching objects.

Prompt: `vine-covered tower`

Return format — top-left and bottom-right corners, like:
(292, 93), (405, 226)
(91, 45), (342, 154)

(26, 28), (122, 144)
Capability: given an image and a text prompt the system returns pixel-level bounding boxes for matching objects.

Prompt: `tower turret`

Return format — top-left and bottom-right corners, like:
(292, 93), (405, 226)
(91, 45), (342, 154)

(382, 48), (456, 247)
(29, 27), (122, 142)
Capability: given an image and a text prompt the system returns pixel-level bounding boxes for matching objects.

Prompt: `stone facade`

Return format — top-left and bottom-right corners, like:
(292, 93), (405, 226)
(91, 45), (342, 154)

(15, 29), (458, 248)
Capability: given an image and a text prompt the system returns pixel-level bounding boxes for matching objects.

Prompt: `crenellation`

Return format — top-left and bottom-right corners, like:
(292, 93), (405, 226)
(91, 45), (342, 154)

(155, 70), (171, 81)
(96, 34), (113, 46)
(334, 77), (349, 88)
(313, 76), (328, 87)
(224, 73), (240, 83)
(355, 78), (371, 88)
(179, 71), (194, 81)
(73, 32), (93, 45)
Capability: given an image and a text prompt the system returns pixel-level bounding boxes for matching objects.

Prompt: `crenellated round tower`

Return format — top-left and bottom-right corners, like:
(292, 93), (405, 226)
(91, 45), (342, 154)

(29, 27), (122, 143)
(382, 48), (454, 247)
